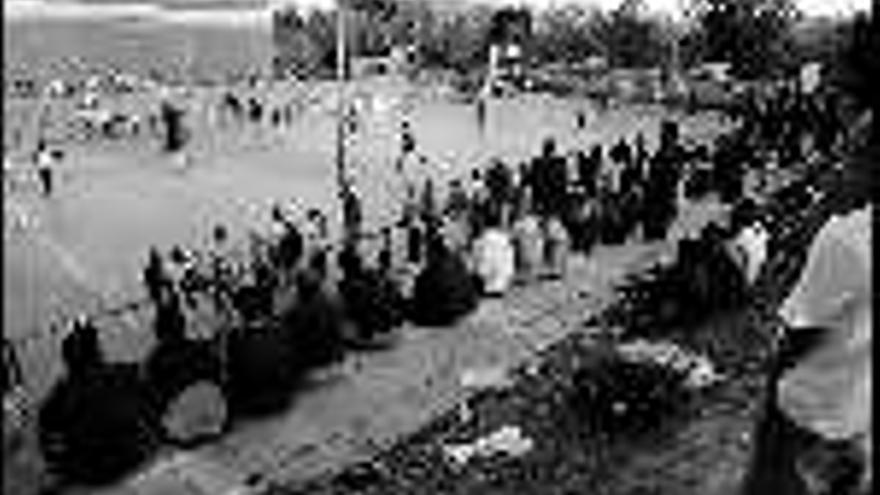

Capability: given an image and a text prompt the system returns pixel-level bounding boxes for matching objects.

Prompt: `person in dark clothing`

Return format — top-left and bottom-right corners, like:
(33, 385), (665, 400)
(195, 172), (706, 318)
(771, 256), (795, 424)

(397, 120), (416, 173)
(38, 318), (159, 487)
(486, 159), (513, 224)
(342, 187), (364, 240)
(609, 138), (633, 168)
(532, 138), (569, 219)
(634, 133), (649, 174)
(248, 97), (264, 124)
(144, 289), (227, 445)
(142, 246), (169, 306)
(713, 132), (747, 204)
(643, 121), (685, 241)
(420, 178), (438, 226)
(160, 101), (186, 153)
(224, 320), (296, 417)
(575, 108), (587, 130)
(378, 226), (394, 275)
(409, 237), (479, 327)
(272, 206), (304, 275)
(2, 338), (23, 396)
(279, 269), (346, 374)
(476, 98), (487, 135)
(338, 242), (405, 345)
(579, 145), (602, 197)
(445, 179), (470, 220)
(406, 216), (425, 265)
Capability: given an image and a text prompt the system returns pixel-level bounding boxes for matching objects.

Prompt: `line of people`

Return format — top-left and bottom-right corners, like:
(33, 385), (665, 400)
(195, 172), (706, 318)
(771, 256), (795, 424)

(8, 80), (857, 492)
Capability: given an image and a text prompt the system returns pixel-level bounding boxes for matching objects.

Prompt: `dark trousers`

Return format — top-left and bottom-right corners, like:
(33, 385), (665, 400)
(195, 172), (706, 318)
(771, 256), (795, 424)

(38, 167), (52, 196)
(741, 394), (867, 495)
(741, 396), (816, 495)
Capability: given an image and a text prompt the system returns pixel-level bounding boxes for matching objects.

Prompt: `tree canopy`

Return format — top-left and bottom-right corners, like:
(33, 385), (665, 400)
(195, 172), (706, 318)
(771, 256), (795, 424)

(688, 0), (801, 78)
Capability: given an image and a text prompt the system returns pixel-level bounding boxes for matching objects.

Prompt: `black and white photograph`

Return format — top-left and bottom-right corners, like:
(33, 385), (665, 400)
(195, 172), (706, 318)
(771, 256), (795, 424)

(2, 0), (875, 493)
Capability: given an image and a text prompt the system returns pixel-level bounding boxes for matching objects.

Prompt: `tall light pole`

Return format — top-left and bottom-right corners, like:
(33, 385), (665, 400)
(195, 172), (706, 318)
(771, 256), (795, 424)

(336, 1), (350, 238)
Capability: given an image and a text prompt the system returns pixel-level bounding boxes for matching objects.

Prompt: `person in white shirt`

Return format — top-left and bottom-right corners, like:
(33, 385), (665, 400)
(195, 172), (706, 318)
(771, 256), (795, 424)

(511, 204), (544, 284)
(472, 210), (515, 297)
(741, 143), (873, 495)
(542, 215), (570, 280)
(726, 200), (770, 287)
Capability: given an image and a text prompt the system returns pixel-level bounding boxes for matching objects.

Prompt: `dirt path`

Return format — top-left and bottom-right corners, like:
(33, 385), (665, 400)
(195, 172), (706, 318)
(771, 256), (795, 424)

(102, 236), (695, 495)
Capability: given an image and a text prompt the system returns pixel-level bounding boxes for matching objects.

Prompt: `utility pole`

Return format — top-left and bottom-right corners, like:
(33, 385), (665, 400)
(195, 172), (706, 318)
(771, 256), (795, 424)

(336, 1), (350, 239)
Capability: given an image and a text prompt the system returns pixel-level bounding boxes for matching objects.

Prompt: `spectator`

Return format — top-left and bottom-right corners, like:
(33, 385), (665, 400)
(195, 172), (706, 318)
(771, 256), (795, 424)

(142, 247), (169, 306)
(741, 118), (873, 495)
(511, 200), (544, 284)
(39, 318), (159, 486)
(33, 140), (56, 197)
(279, 269), (346, 374)
(144, 289), (227, 446)
(338, 241), (405, 344)
(485, 159), (513, 225)
(409, 237), (479, 327)
(472, 209), (515, 297)
(542, 215), (570, 280)
(726, 200), (771, 288)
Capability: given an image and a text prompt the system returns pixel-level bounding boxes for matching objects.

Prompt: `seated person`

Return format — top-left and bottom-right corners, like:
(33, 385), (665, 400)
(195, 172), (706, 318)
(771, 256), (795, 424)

(726, 199), (770, 288)
(472, 211), (515, 296)
(143, 289), (227, 446)
(38, 318), (159, 487)
(337, 243), (405, 344)
(543, 215), (571, 279)
(511, 205), (544, 283)
(223, 320), (297, 418)
(279, 269), (347, 375)
(410, 237), (479, 327)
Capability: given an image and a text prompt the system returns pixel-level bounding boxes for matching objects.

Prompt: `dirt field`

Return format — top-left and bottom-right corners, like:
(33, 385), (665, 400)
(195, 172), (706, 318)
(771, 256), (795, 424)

(4, 79), (728, 401)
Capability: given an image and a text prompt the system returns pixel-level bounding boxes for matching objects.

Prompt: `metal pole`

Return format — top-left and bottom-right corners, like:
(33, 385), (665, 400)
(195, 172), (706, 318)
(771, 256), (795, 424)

(336, 2), (349, 238)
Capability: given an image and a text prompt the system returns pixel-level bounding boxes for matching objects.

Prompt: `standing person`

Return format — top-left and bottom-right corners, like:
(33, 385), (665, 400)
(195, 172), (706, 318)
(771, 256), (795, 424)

(511, 198), (543, 284)
(472, 209), (515, 297)
(740, 113), (874, 495)
(142, 247), (169, 307)
(542, 215), (570, 279)
(476, 96), (487, 136)
(2, 338), (23, 396)
(397, 120), (417, 174)
(532, 138), (567, 219)
(578, 145), (602, 197)
(38, 318), (159, 486)
(33, 141), (55, 197)
(485, 159), (513, 225)
(741, 204), (872, 495)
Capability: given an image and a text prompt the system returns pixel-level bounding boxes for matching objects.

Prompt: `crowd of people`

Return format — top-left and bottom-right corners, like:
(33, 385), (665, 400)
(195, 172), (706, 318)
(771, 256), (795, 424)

(1, 64), (872, 494)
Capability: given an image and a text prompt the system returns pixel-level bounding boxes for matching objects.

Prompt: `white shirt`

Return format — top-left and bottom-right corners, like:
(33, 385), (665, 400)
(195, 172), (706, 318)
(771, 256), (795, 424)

(512, 215), (543, 276)
(473, 228), (515, 295)
(778, 206), (872, 445)
(731, 222), (770, 285)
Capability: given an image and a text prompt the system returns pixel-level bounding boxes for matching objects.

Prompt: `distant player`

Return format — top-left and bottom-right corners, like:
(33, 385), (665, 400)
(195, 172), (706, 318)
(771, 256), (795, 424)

(476, 97), (487, 135)
(33, 140), (58, 197)
(396, 120), (417, 175)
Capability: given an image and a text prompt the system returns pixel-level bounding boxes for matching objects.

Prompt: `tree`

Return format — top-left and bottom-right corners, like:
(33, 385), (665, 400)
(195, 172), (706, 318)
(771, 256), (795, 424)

(689, 0), (801, 79)
(531, 4), (604, 64)
(597, 0), (668, 68)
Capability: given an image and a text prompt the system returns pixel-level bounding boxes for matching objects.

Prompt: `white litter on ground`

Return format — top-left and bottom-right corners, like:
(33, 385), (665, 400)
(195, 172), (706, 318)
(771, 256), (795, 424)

(616, 339), (725, 390)
(442, 425), (534, 467)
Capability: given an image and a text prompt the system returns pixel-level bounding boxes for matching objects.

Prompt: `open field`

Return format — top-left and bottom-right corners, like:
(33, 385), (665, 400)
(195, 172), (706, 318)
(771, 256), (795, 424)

(4, 80), (728, 403)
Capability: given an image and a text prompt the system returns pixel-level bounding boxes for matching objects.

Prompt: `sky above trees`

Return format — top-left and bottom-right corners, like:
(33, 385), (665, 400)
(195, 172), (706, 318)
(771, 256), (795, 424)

(4, 0), (870, 24)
